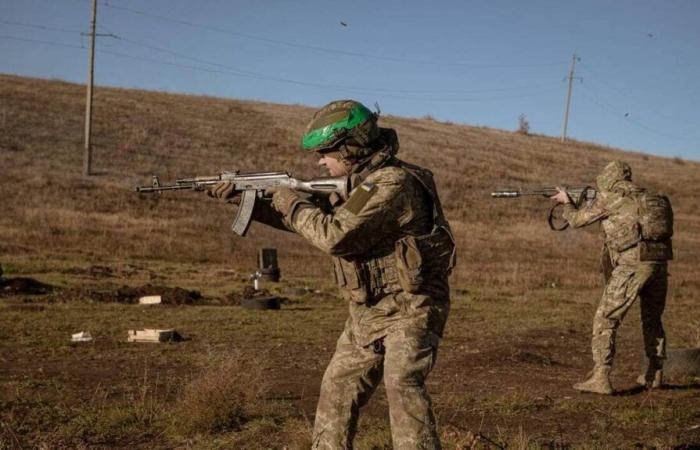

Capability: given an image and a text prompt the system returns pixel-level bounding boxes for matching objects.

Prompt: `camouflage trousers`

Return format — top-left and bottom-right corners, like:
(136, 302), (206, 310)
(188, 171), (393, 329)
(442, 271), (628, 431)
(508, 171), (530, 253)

(312, 327), (441, 450)
(591, 262), (667, 369)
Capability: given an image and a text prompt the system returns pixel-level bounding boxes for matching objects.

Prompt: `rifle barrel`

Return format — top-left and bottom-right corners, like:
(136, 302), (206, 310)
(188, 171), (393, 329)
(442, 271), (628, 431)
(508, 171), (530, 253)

(491, 186), (597, 200)
(491, 190), (555, 198)
(135, 184), (196, 193)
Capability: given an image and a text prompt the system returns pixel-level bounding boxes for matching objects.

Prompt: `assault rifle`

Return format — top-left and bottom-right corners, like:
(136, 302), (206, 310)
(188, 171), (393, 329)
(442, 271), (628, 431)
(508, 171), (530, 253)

(491, 185), (597, 230)
(135, 171), (349, 236)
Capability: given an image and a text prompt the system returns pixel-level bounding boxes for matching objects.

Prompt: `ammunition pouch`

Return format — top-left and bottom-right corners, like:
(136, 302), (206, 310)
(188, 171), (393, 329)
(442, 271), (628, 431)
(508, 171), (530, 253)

(395, 228), (455, 294)
(332, 158), (456, 303)
(332, 253), (402, 304)
(332, 226), (455, 302)
(639, 239), (673, 261)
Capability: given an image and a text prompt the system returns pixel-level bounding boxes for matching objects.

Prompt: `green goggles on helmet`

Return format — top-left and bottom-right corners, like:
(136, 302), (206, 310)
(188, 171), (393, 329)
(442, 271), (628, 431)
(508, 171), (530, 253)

(302, 103), (374, 152)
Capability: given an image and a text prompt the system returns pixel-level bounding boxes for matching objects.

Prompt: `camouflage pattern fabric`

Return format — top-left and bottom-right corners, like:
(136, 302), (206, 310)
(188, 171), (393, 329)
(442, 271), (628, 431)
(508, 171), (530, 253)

(591, 262), (667, 368)
(290, 164), (450, 343)
(595, 160), (632, 192)
(312, 326), (441, 450)
(284, 162), (450, 449)
(563, 161), (668, 373)
(290, 165), (431, 259)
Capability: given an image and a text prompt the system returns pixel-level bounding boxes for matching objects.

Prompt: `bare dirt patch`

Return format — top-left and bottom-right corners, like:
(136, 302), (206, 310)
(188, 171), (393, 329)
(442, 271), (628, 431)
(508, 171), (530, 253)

(50, 284), (203, 305)
(0, 277), (54, 297)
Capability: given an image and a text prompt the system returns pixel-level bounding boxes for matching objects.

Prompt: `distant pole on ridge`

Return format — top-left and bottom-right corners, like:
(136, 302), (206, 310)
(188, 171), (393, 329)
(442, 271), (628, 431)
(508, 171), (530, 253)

(83, 0), (97, 176)
(561, 53), (580, 143)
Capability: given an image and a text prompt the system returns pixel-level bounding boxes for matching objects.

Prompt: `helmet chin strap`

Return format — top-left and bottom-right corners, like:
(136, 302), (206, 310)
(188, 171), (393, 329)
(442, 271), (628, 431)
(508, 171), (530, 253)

(326, 128), (400, 187)
(317, 149), (354, 177)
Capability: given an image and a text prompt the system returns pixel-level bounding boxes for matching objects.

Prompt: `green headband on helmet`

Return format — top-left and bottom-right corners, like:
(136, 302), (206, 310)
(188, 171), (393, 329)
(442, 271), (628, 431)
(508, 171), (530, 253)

(302, 103), (374, 151)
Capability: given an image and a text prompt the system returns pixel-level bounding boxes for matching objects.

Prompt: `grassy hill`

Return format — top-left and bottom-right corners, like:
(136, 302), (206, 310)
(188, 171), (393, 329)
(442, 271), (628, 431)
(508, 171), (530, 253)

(1, 74), (699, 448)
(2, 73), (700, 289)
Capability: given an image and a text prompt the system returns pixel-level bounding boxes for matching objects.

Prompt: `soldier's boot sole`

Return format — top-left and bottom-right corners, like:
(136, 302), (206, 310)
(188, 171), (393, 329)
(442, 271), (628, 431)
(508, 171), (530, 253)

(572, 380), (614, 395)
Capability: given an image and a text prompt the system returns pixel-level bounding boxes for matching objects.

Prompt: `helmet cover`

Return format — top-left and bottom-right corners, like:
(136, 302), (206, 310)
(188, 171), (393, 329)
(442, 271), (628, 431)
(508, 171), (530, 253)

(302, 100), (379, 153)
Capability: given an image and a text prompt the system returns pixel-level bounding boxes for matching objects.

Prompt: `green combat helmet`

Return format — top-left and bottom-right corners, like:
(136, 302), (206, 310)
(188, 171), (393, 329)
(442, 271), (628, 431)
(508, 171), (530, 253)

(302, 100), (381, 158)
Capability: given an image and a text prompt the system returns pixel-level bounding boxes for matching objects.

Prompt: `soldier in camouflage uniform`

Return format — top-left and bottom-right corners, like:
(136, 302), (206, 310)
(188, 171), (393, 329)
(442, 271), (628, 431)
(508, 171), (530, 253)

(551, 161), (672, 394)
(210, 100), (455, 449)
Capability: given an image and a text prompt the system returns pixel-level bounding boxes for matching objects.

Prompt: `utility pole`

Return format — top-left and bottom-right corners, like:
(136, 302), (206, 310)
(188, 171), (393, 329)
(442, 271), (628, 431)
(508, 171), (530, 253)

(83, 0), (97, 176)
(561, 53), (580, 143)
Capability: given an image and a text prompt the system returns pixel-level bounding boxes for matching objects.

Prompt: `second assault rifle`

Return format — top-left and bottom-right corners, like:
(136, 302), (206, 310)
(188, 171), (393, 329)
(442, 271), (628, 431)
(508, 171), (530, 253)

(491, 185), (597, 230)
(135, 171), (349, 236)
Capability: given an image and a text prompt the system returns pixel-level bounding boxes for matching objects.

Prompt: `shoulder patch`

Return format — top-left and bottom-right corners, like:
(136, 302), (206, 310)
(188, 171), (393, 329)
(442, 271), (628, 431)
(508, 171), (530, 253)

(343, 182), (378, 215)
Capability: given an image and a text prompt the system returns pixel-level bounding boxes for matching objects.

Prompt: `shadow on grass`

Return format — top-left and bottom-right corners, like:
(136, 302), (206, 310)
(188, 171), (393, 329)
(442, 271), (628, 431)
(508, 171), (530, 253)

(615, 382), (700, 396)
(662, 383), (700, 391)
(614, 386), (647, 396)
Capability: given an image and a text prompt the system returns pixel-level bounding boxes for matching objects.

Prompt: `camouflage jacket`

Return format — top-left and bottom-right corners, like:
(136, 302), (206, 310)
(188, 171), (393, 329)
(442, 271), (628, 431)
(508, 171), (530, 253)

(562, 181), (663, 267)
(285, 160), (452, 346)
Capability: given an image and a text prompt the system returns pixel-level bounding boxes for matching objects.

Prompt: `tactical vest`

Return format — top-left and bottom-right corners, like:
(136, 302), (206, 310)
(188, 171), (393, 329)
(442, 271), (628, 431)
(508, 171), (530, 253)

(332, 160), (456, 303)
(602, 189), (673, 262)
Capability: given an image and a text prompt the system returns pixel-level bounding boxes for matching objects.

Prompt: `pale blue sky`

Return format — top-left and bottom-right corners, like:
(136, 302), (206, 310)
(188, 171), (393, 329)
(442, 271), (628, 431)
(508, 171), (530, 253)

(2, 0), (699, 160)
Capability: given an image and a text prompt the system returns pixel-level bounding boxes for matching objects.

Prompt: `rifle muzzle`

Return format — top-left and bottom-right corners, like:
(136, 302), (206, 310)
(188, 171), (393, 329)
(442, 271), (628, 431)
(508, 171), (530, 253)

(491, 191), (520, 198)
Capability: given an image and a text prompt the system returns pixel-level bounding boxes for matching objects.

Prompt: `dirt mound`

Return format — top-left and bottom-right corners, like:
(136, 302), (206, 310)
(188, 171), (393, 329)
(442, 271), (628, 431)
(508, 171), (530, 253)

(52, 284), (202, 305)
(225, 287), (284, 306)
(225, 287), (269, 306)
(0, 277), (54, 297)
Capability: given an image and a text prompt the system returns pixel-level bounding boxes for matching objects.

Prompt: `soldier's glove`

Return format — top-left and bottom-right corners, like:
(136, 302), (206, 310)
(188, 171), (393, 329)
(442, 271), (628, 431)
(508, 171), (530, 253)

(207, 181), (240, 204)
(269, 187), (306, 217)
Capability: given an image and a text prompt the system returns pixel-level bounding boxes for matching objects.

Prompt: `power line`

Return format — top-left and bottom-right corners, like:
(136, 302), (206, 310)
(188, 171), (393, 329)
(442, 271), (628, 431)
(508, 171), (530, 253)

(116, 36), (261, 77)
(101, 2), (564, 69)
(100, 46), (560, 103)
(579, 84), (697, 141)
(577, 64), (699, 129)
(0, 20), (82, 34)
(0, 34), (84, 50)
(561, 53), (581, 142)
(0, 17), (564, 96)
(0, 29), (561, 103)
(115, 34), (559, 96)
(579, 63), (699, 104)
(83, 0), (97, 176)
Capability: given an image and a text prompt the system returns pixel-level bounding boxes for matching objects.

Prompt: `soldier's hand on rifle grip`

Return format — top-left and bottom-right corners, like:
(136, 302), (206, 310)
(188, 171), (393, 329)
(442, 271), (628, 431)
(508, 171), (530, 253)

(207, 181), (240, 204)
(268, 187), (303, 217)
(550, 187), (571, 204)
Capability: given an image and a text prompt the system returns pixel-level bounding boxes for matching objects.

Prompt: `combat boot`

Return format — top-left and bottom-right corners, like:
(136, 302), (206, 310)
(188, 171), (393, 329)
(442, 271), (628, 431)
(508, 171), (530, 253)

(636, 367), (663, 389)
(573, 366), (613, 395)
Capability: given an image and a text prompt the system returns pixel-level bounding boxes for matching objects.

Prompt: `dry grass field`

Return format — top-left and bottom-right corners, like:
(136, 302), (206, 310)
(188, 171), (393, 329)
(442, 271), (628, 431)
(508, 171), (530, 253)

(1, 74), (699, 449)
